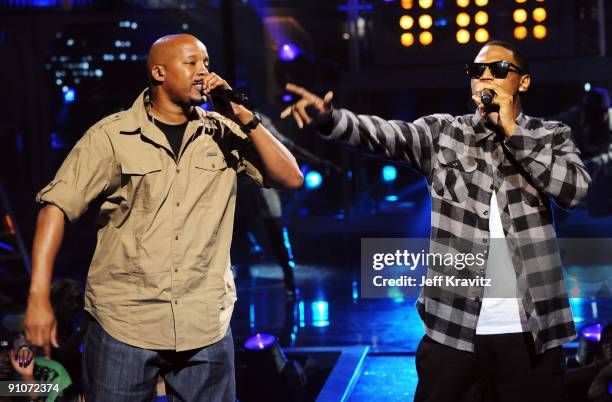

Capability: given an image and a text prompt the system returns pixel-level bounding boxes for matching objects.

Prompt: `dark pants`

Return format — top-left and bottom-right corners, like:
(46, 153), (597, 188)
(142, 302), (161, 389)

(81, 316), (235, 402)
(414, 333), (569, 402)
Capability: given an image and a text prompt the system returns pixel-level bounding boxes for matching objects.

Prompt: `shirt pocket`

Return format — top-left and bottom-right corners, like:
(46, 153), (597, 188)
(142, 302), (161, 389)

(433, 148), (477, 203)
(120, 158), (164, 214)
(193, 155), (228, 172)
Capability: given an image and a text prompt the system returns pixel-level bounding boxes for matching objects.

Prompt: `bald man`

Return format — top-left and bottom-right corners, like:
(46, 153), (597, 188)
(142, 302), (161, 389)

(24, 34), (303, 401)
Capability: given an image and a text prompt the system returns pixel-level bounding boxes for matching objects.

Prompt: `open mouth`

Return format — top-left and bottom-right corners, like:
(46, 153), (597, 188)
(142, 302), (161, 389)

(193, 80), (204, 93)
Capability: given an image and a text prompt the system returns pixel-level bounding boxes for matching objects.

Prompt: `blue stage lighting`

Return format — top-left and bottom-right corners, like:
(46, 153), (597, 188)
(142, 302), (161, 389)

(382, 165), (397, 182)
(305, 171), (323, 189)
(279, 42), (299, 62)
(244, 333), (277, 351)
(581, 323), (604, 342)
(63, 87), (76, 104)
(312, 301), (329, 327)
(385, 195), (398, 202)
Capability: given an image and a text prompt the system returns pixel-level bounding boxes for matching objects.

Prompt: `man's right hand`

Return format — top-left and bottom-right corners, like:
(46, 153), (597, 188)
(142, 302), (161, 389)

(280, 83), (334, 129)
(24, 296), (59, 359)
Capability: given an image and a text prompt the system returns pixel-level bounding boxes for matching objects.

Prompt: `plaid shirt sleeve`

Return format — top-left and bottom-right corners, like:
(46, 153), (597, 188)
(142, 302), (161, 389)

(316, 108), (450, 180)
(503, 122), (591, 209)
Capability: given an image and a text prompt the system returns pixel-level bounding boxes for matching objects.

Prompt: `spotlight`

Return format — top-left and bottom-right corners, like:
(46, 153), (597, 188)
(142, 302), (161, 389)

(474, 0), (488, 5)
(63, 87), (76, 104)
(382, 165), (398, 182)
(456, 12), (470, 27)
(401, 32), (415, 47)
(513, 9), (527, 24)
(305, 171), (323, 190)
(418, 0), (433, 8)
(278, 42), (299, 62)
(533, 24), (547, 39)
(419, 14), (433, 29)
(533, 7), (547, 22)
(400, 15), (414, 30)
(401, 0), (413, 9)
(456, 0), (469, 7)
(475, 28), (489, 43)
(241, 333), (308, 402)
(513, 25), (528, 40)
(456, 29), (470, 44)
(576, 323), (612, 365)
(474, 11), (488, 26)
(419, 31), (433, 45)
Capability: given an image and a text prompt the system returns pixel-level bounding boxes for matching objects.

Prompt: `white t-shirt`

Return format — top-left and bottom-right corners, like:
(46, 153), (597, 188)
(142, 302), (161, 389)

(475, 191), (525, 335)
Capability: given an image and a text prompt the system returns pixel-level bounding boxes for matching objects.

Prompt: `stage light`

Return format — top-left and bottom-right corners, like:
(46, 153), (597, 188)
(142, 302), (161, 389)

(576, 323), (611, 365)
(305, 171), (323, 189)
(278, 42), (299, 62)
(514, 25), (528, 40)
(456, 29), (470, 44)
(400, 15), (414, 29)
(241, 333), (308, 400)
(533, 24), (547, 39)
(515, 0), (527, 3)
(63, 87), (76, 104)
(418, 0), (433, 8)
(419, 31), (433, 45)
(401, 33), (415, 47)
(513, 9), (527, 24)
(382, 165), (398, 182)
(474, 11), (488, 25)
(474, 0), (488, 5)
(456, 0), (469, 7)
(244, 333), (277, 351)
(533, 7), (547, 23)
(456, 12), (470, 27)
(385, 195), (399, 202)
(585, 82), (592, 92)
(475, 28), (489, 43)
(419, 14), (433, 29)
(401, 0), (413, 9)
(311, 301), (329, 327)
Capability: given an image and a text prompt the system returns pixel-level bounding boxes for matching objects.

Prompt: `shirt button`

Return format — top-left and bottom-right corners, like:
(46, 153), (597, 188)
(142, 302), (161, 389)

(483, 210), (488, 216)
(483, 239), (487, 244)
(212, 164), (216, 168)
(479, 269), (485, 273)
(176, 168), (180, 174)
(175, 300), (178, 305)
(490, 184), (495, 190)
(475, 297), (481, 303)
(175, 235), (179, 240)
(176, 202), (180, 207)
(175, 268), (178, 273)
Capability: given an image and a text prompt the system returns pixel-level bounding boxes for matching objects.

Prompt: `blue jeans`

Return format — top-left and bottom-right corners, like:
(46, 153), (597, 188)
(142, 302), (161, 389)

(81, 315), (235, 402)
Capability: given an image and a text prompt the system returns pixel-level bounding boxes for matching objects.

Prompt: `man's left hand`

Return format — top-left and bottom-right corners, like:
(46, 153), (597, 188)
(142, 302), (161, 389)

(203, 73), (253, 126)
(472, 82), (518, 137)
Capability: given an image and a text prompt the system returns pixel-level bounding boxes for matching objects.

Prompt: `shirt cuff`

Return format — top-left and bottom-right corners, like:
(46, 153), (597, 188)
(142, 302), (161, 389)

(35, 180), (87, 222)
(313, 109), (341, 138)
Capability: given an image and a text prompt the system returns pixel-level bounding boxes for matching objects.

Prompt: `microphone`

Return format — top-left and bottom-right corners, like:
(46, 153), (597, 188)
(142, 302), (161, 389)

(480, 89), (495, 106)
(209, 88), (249, 106)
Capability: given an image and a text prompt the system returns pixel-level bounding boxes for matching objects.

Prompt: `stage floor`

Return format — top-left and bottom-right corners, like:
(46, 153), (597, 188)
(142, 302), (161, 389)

(231, 263), (612, 400)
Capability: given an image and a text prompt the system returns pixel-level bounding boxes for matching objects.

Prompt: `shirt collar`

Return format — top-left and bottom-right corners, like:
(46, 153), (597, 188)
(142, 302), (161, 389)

(471, 109), (527, 142)
(120, 88), (209, 134)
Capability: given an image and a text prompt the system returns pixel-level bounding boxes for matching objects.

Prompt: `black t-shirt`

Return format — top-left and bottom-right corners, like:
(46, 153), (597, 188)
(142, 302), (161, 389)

(154, 119), (188, 157)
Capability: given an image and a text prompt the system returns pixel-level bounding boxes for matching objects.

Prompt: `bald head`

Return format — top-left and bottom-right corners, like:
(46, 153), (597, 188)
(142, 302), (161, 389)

(147, 34), (207, 83)
(146, 34), (210, 107)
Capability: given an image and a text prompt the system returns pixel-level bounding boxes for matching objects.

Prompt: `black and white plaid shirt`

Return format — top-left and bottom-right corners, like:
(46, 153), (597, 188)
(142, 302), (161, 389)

(318, 108), (591, 353)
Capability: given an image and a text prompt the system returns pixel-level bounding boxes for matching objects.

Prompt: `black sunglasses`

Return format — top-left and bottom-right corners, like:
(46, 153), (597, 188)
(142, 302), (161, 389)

(465, 61), (526, 79)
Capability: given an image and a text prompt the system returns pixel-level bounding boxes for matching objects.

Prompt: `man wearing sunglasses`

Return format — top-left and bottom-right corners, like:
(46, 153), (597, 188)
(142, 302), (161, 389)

(281, 40), (590, 401)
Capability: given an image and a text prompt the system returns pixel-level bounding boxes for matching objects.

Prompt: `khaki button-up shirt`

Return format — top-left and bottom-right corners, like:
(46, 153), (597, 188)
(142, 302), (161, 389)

(36, 89), (264, 351)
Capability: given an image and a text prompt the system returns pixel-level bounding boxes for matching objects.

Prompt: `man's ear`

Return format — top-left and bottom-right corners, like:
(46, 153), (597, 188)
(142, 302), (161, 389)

(151, 65), (166, 82)
(518, 74), (531, 93)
